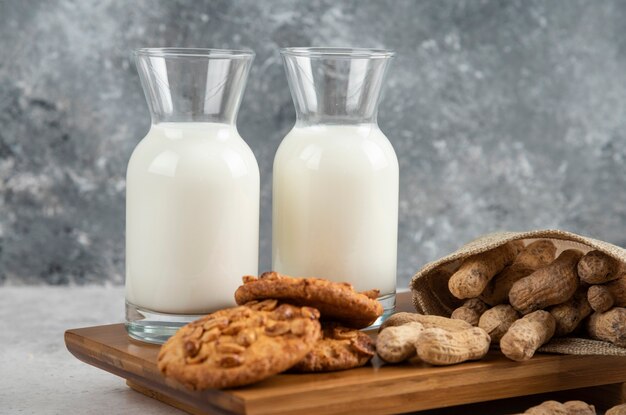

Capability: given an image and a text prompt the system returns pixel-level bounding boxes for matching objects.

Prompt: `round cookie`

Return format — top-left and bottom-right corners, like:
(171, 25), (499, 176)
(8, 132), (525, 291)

(158, 301), (321, 390)
(234, 272), (384, 328)
(291, 323), (376, 372)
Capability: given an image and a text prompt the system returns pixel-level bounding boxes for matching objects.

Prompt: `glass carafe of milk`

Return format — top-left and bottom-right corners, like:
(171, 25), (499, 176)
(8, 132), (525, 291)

(126, 48), (259, 343)
(274, 48), (397, 323)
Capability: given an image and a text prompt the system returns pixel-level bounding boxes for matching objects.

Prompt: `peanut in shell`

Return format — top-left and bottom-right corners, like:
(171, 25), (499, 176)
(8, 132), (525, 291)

(509, 249), (583, 314)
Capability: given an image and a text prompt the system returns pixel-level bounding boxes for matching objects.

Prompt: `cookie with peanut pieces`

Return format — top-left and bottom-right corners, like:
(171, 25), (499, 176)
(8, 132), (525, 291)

(157, 300), (321, 390)
(291, 323), (376, 372)
(235, 272), (383, 328)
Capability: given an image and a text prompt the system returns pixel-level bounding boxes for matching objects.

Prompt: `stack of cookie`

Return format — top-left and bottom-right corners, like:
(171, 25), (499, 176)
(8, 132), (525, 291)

(157, 271), (383, 390)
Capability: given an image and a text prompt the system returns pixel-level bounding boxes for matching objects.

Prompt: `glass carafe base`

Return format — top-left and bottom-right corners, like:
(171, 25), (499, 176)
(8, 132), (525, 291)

(369, 292), (396, 329)
(125, 302), (206, 344)
(126, 294), (395, 343)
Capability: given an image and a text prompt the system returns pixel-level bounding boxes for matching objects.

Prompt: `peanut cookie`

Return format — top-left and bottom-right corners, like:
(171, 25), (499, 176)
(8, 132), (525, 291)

(291, 323), (376, 372)
(157, 301), (321, 390)
(234, 272), (384, 328)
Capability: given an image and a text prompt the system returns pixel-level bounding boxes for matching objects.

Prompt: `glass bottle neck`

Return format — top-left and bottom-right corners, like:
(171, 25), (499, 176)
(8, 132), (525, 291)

(135, 48), (254, 125)
(281, 48), (393, 126)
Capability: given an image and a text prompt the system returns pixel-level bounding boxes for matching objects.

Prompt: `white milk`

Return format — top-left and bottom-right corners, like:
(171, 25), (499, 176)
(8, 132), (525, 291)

(125, 122), (259, 314)
(272, 124), (398, 295)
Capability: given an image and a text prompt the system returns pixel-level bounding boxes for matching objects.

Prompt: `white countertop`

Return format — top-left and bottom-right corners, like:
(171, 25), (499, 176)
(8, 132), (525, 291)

(0, 286), (184, 415)
(0, 287), (616, 415)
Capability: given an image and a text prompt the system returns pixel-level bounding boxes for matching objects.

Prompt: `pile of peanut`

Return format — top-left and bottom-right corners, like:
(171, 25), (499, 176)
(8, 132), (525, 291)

(515, 400), (626, 415)
(377, 240), (626, 365)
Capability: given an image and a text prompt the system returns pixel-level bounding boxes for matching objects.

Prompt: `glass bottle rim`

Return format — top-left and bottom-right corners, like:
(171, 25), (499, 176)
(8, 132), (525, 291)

(280, 47), (394, 59)
(134, 47), (255, 59)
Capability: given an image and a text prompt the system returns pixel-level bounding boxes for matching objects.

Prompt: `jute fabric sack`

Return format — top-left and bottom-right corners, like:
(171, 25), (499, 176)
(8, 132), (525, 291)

(410, 229), (626, 356)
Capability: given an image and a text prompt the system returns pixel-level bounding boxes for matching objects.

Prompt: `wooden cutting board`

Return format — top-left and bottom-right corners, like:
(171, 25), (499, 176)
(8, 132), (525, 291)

(65, 292), (626, 415)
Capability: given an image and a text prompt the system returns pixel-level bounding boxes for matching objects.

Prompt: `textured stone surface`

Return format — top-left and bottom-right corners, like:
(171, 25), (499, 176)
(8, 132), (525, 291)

(1, 0), (625, 287)
(0, 287), (185, 414)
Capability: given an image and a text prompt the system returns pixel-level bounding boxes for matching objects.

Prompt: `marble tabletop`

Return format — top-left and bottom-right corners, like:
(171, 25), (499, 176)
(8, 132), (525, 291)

(0, 287), (615, 415)
(0, 286), (185, 415)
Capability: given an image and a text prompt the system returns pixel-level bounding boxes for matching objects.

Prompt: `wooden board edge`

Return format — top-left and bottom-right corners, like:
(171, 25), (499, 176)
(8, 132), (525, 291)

(64, 329), (246, 415)
(63, 324), (626, 415)
(128, 379), (239, 415)
(234, 357), (626, 415)
(125, 381), (626, 415)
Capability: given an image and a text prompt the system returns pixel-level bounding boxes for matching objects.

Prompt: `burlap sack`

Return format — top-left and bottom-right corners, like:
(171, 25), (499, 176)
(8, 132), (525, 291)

(410, 229), (626, 356)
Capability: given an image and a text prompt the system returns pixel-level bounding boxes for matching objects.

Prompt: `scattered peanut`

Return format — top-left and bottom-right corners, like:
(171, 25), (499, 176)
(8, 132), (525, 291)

(587, 307), (626, 347)
(379, 312), (472, 332)
(578, 250), (622, 284)
(521, 400), (566, 415)
(520, 400), (595, 415)
(481, 265), (535, 307)
(509, 250), (583, 314)
(587, 272), (626, 313)
(450, 298), (489, 326)
(407, 239), (626, 366)
(478, 304), (519, 343)
(376, 322), (424, 363)
(448, 241), (524, 299)
(563, 400), (596, 415)
(587, 285), (615, 313)
(480, 240), (557, 306)
(515, 240), (559, 269)
(606, 403), (626, 415)
(549, 288), (592, 336)
(415, 327), (490, 365)
(500, 310), (556, 361)
(377, 314), (492, 365)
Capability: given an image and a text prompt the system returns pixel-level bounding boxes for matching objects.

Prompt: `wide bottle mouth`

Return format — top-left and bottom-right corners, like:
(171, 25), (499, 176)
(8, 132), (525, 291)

(280, 47), (394, 59)
(134, 47), (255, 59)
(280, 47), (394, 124)
(134, 47), (254, 123)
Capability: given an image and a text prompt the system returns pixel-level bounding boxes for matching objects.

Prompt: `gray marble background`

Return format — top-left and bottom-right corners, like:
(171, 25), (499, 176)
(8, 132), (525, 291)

(1, 0), (625, 287)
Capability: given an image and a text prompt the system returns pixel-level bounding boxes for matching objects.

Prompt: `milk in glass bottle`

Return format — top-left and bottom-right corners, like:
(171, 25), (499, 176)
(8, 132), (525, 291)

(273, 48), (398, 324)
(126, 48), (259, 343)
